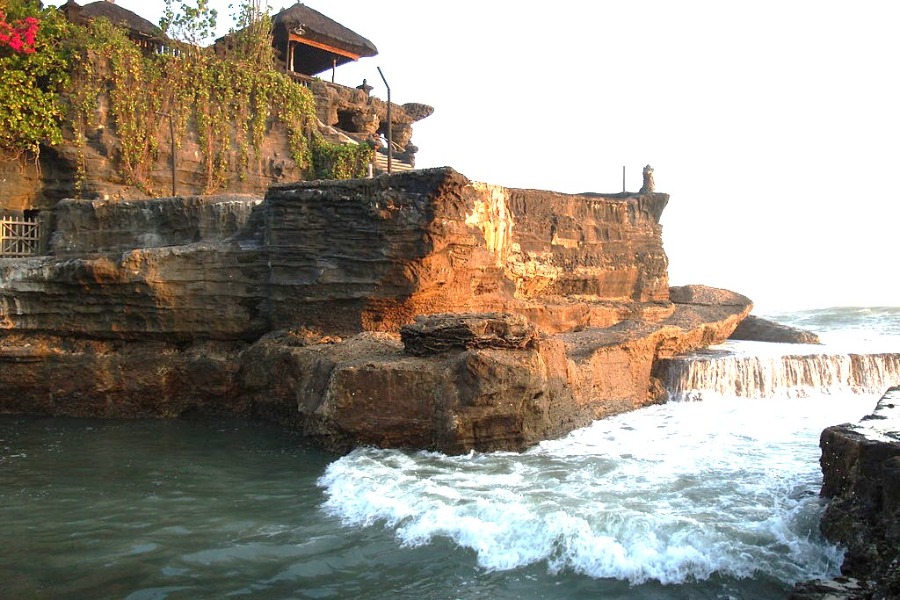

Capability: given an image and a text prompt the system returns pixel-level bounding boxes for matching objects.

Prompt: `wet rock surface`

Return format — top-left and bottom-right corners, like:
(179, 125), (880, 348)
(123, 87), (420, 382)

(811, 386), (900, 600)
(790, 577), (869, 600)
(730, 314), (821, 344)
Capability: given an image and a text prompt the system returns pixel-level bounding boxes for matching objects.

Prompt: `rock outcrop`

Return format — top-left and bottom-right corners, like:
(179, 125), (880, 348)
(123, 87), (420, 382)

(730, 314), (821, 344)
(811, 386), (900, 599)
(401, 313), (538, 356)
(309, 79), (432, 167)
(0, 168), (753, 453)
(2, 168), (673, 340)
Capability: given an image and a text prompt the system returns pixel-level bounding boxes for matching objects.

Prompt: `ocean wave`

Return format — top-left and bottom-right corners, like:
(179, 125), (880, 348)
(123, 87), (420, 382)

(317, 396), (861, 586)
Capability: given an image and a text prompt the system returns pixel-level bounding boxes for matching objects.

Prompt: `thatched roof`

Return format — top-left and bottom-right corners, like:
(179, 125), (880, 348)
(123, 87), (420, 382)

(274, 3), (378, 60)
(62, 1), (163, 40)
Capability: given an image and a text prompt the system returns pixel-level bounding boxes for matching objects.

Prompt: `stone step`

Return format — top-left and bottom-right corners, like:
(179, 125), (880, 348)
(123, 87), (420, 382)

(374, 153), (414, 172)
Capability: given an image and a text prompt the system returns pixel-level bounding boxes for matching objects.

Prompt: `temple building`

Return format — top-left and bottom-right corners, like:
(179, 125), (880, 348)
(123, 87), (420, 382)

(271, 3), (379, 82)
(59, 0), (168, 53)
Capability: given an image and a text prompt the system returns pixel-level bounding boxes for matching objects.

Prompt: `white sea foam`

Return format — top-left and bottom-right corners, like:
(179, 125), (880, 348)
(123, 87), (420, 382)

(318, 393), (872, 585)
(663, 340), (900, 401)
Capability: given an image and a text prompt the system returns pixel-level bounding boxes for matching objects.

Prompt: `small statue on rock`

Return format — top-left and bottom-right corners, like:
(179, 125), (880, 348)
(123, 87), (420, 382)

(640, 165), (655, 193)
(356, 79), (373, 96)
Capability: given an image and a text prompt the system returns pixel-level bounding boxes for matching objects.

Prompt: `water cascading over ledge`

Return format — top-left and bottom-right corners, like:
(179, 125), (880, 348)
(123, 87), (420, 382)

(656, 341), (900, 401)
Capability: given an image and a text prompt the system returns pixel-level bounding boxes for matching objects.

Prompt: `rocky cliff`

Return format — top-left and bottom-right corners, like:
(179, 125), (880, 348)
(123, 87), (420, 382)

(0, 168), (752, 453)
(809, 386), (900, 599)
(1, 79), (430, 212)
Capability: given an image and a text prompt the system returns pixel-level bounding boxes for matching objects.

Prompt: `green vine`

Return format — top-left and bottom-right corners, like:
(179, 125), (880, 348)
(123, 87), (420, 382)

(1, 0), (351, 196)
(311, 137), (375, 180)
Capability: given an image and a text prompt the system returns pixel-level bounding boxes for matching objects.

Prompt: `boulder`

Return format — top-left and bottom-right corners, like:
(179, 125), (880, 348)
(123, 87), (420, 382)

(817, 386), (900, 599)
(401, 312), (538, 356)
(669, 284), (751, 306)
(730, 314), (821, 344)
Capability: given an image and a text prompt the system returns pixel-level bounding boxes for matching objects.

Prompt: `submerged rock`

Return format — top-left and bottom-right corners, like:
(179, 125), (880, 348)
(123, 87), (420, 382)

(789, 577), (869, 600)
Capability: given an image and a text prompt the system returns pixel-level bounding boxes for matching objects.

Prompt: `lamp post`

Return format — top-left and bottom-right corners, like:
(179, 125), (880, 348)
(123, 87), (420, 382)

(377, 66), (391, 174)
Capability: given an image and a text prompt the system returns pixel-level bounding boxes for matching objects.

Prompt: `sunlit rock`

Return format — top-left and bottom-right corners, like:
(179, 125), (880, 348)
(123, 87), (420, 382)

(0, 168), (752, 453)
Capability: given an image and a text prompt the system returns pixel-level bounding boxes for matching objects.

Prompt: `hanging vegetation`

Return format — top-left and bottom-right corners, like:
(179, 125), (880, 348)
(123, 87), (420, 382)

(0, 0), (372, 196)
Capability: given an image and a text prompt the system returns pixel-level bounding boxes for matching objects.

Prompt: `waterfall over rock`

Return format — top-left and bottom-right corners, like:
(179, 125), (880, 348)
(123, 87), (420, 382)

(658, 341), (900, 401)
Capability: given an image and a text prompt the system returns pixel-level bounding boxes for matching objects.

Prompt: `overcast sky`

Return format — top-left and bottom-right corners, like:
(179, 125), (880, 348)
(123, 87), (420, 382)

(48, 1), (900, 311)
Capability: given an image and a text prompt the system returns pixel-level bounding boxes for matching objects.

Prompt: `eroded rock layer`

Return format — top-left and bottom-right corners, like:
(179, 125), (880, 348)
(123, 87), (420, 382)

(263, 169), (671, 335)
(0, 168), (753, 453)
(2, 168), (671, 339)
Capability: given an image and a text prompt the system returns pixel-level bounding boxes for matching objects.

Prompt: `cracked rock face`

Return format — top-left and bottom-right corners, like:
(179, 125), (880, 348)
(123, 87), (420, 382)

(263, 168), (672, 336)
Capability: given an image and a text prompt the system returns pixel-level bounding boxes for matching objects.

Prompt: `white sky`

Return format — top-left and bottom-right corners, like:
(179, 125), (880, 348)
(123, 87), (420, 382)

(49, 1), (900, 311)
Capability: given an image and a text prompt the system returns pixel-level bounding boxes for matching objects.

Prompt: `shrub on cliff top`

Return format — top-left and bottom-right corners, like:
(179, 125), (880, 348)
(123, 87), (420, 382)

(0, 0), (69, 158)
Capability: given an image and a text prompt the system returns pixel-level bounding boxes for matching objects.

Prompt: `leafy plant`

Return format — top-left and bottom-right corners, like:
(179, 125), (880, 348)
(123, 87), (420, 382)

(0, 0), (370, 193)
(0, 0), (69, 158)
(227, 0), (273, 69)
(311, 137), (375, 181)
(159, 0), (218, 48)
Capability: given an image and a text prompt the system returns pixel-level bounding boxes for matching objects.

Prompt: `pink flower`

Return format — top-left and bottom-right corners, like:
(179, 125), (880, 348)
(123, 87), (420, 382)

(0, 11), (39, 54)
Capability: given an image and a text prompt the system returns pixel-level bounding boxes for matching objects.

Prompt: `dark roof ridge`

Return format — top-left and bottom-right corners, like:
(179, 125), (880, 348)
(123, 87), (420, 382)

(273, 2), (378, 57)
(65, 0), (164, 39)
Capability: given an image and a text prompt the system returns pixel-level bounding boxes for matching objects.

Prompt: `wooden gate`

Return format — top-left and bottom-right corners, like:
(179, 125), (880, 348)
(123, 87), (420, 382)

(0, 217), (42, 257)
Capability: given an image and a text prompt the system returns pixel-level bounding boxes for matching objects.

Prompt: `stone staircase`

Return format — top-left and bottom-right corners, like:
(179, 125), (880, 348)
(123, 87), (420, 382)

(374, 152), (414, 173)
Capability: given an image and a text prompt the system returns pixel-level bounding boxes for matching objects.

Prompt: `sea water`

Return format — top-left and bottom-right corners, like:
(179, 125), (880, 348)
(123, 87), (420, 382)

(1, 307), (899, 599)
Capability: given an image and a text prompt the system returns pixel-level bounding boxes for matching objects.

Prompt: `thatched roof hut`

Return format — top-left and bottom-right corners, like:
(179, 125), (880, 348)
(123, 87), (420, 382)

(272, 3), (378, 78)
(61, 0), (165, 51)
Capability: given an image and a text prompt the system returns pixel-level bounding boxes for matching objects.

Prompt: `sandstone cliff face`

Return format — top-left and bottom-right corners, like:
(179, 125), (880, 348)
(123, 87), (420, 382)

(50, 195), (264, 255)
(264, 169), (670, 335)
(2, 116), (303, 211)
(0, 168), (752, 453)
(1, 168), (671, 340)
(0, 148), (78, 212)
